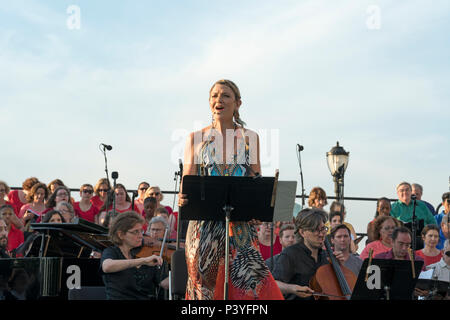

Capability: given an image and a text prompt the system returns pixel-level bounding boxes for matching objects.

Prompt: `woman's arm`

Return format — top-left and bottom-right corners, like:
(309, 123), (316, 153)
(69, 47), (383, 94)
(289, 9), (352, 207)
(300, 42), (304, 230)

(102, 255), (163, 273)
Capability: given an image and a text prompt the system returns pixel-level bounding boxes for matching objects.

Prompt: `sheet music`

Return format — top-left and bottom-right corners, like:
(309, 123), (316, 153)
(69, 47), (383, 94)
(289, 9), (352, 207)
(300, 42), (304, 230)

(418, 269), (433, 280)
(273, 181), (297, 222)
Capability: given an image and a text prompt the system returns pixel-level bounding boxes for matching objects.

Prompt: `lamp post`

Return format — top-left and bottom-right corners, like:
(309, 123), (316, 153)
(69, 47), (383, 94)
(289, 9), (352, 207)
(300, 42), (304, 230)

(326, 141), (349, 203)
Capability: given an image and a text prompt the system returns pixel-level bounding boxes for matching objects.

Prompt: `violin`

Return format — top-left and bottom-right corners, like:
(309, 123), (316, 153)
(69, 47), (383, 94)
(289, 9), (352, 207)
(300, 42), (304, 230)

(136, 242), (176, 265)
(309, 237), (357, 300)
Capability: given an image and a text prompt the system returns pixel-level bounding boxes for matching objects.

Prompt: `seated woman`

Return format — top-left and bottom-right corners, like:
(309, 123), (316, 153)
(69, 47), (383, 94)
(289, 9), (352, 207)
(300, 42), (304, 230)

(366, 197), (391, 244)
(55, 201), (75, 223)
(134, 181), (150, 214)
(415, 224), (443, 267)
(8, 177), (40, 216)
(98, 184), (140, 225)
(18, 183), (49, 226)
(91, 178), (111, 211)
(0, 204), (24, 253)
(46, 186), (72, 212)
(307, 187), (327, 210)
(0, 181), (15, 213)
(73, 184), (100, 223)
(101, 211), (163, 300)
(360, 216), (402, 260)
(41, 210), (65, 223)
(257, 222), (282, 261)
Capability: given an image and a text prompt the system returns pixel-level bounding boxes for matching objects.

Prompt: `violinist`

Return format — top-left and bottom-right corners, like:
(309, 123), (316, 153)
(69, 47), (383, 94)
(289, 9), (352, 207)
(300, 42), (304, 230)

(272, 208), (344, 300)
(101, 211), (163, 300)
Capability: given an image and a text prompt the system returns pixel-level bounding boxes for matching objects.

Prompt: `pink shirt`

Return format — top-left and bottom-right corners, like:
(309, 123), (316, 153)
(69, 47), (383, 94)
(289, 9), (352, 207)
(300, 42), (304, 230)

(360, 240), (391, 261)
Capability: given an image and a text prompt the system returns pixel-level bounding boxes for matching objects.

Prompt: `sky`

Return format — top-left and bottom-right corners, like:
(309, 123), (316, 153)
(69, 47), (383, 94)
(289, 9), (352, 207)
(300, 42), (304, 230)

(1, 1), (449, 250)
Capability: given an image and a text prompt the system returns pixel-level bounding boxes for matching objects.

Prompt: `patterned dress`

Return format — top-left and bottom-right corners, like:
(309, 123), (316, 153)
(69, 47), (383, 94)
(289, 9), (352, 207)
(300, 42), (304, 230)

(185, 127), (284, 300)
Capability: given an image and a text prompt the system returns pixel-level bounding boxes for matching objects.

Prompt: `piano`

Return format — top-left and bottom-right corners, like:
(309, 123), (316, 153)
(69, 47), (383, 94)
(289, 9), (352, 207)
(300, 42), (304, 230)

(0, 218), (112, 300)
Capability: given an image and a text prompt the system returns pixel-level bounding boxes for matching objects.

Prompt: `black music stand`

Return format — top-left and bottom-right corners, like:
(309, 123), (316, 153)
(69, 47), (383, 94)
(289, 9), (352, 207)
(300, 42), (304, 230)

(351, 258), (424, 300)
(180, 175), (276, 300)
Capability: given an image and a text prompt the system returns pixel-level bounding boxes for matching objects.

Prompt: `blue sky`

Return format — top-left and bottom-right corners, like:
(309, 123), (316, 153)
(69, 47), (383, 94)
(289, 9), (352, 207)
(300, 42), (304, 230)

(1, 1), (449, 243)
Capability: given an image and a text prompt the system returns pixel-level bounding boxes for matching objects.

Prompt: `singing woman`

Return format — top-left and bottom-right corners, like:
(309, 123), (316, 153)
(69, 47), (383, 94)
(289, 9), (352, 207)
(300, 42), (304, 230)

(178, 79), (283, 300)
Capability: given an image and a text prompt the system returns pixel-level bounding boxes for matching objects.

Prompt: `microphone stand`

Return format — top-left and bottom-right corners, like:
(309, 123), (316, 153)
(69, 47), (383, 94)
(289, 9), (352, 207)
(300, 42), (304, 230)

(296, 145), (306, 207)
(100, 144), (111, 186)
(175, 161), (183, 250)
(111, 171), (118, 215)
(411, 195), (417, 261)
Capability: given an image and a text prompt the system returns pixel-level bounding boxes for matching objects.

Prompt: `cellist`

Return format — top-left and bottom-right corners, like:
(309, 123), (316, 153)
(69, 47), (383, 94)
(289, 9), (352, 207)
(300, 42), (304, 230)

(272, 208), (346, 300)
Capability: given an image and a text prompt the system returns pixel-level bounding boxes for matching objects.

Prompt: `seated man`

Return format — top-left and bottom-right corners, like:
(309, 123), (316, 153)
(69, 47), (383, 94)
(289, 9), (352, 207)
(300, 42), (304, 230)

(412, 183), (435, 216)
(435, 192), (450, 250)
(426, 239), (450, 283)
(272, 208), (343, 300)
(266, 224), (296, 271)
(374, 226), (425, 269)
(330, 224), (363, 277)
(390, 182), (436, 249)
(0, 216), (10, 258)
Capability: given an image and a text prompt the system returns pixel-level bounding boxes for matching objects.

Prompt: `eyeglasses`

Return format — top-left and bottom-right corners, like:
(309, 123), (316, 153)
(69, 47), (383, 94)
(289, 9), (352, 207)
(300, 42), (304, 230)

(308, 226), (328, 234)
(82, 189), (93, 194)
(127, 229), (144, 236)
(98, 189), (109, 193)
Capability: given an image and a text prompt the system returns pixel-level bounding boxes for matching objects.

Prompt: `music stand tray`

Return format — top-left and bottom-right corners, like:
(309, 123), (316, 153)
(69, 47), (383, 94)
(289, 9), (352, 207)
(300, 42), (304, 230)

(351, 258), (424, 300)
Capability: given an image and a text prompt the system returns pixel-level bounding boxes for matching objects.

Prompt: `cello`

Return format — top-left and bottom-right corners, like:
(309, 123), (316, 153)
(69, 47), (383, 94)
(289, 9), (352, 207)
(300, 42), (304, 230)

(309, 236), (357, 300)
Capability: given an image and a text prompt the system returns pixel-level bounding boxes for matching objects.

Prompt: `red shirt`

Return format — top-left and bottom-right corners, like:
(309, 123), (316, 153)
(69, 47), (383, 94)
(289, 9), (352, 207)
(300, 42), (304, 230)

(73, 202), (100, 223)
(7, 224), (24, 252)
(90, 195), (104, 211)
(258, 236), (282, 261)
(7, 190), (26, 216)
(415, 250), (443, 267)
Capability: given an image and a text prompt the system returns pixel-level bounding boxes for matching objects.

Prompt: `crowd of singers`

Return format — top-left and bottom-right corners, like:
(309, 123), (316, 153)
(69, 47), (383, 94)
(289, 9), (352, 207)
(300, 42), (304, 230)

(0, 177), (449, 300)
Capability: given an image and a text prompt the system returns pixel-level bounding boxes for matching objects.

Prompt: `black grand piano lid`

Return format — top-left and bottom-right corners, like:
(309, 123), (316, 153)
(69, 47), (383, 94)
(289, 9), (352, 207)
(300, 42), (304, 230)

(30, 217), (109, 234)
(27, 217), (112, 257)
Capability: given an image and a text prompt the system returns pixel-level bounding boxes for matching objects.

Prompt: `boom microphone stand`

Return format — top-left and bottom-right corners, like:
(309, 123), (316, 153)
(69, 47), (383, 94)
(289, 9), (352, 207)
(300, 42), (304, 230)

(111, 171), (118, 214)
(100, 143), (113, 186)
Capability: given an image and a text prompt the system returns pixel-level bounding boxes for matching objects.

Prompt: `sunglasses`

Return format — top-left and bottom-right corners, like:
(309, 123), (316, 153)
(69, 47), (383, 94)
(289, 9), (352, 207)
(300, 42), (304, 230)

(82, 189), (93, 194)
(98, 189), (109, 192)
(139, 187), (148, 191)
(445, 251), (450, 258)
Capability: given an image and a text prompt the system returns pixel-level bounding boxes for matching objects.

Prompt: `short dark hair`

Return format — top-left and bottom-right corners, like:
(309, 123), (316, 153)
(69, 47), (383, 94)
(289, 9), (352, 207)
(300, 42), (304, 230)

(442, 192), (450, 202)
(392, 226), (411, 241)
(295, 208), (328, 240)
(329, 211), (343, 223)
(144, 197), (157, 205)
(41, 210), (66, 223)
(279, 224), (295, 239)
(330, 224), (351, 239)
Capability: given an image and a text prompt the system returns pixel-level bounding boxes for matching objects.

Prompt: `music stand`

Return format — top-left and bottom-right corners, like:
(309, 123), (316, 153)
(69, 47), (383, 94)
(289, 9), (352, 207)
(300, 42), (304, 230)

(351, 258), (424, 300)
(180, 175), (276, 300)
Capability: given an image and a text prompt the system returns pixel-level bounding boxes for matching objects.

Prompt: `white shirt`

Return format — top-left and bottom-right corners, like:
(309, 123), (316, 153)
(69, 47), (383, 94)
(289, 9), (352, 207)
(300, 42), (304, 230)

(426, 258), (450, 283)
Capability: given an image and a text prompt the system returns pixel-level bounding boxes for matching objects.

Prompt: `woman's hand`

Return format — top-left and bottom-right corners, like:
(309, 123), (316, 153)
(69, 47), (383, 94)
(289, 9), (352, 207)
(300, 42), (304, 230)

(141, 255), (163, 267)
(178, 193), (188, 207)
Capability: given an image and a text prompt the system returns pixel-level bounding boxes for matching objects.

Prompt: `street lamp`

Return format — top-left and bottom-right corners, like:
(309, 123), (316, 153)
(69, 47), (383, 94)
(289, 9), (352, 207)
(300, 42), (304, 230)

(326, 141), (349, 203)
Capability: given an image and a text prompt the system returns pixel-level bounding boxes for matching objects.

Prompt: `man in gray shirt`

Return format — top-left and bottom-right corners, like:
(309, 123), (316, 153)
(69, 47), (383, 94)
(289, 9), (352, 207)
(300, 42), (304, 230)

(330, 224), (363, 276)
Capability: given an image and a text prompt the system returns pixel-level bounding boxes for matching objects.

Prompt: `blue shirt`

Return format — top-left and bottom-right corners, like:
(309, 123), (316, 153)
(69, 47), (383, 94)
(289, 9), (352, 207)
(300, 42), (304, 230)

(435, 211), (448, 250)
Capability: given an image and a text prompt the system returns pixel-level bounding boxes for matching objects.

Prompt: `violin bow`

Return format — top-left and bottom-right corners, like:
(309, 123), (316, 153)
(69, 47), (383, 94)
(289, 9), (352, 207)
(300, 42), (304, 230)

(408, 248), (416, 279)
(365, 248), (374, 282)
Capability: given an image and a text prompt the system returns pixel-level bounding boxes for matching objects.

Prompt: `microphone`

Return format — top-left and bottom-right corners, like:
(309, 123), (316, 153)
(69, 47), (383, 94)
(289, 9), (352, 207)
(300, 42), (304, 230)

(297, 144), (304, 151)
(179, 159), (183, 176)
(101, 143), (112, 151)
